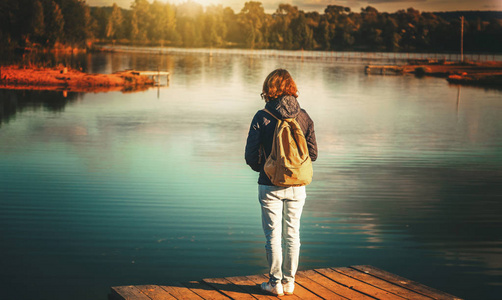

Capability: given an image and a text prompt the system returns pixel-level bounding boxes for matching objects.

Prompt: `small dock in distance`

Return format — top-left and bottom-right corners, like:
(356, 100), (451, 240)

(128, 70), (170, 86)
(110, 265), (462, 300)
(365, 65), (404, 75)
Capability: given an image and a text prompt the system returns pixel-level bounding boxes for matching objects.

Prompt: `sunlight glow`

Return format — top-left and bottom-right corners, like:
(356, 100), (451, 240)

(190, 0), (219, 7)
(87, 0), (502, 13)
(160, 0), (227, 8)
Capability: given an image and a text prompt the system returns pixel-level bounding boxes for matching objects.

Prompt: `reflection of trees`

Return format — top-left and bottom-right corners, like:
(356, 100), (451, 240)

(0, 89), (79, 126)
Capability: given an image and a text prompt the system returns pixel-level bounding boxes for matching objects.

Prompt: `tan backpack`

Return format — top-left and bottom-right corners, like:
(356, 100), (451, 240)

(263, 109), (313, 187)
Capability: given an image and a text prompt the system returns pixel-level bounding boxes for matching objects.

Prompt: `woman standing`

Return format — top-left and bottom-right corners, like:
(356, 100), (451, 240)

(245, 69), (318, 296)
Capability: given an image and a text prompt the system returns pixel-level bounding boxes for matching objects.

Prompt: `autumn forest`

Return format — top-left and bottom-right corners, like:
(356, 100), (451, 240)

(1, 0), (501, 53)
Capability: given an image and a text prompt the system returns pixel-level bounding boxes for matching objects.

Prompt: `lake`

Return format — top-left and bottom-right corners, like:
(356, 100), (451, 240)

(1, 50), (501, 300)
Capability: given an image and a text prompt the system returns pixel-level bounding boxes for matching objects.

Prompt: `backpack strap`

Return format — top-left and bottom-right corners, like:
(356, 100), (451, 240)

(263, 108), (294, 122)
(262, 108), (279, 120)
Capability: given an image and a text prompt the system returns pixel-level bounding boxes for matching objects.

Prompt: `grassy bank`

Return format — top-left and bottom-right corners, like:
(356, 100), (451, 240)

(0, 66), (156, 93)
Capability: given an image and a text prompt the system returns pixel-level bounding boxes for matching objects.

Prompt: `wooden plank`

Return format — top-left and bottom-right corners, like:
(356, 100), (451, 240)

(136, 71), (170, 76)
(336, 268), (433, 300)
(299, 269), (373, 300)
(285, 281), (324, 300)
(182, 281), (230, 300)
(136, 285), (177, 300)
(351, 266), (463, 300)
(203, 277), (256, 299)
(225, 275), (279, 300)
(160, 282), (204, 300)
(295, 270), (348, 300)
(252, 274), (320, 299)
(110, 286), (151, 300)
(316, 268), (405, 300)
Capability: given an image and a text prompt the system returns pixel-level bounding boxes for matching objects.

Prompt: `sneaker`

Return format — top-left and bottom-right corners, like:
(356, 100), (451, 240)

(283, 281), (295, 295)
(260, 281), (284, 296)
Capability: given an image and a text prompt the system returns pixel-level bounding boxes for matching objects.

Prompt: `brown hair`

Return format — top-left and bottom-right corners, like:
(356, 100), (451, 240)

(261, 69), (298, 102)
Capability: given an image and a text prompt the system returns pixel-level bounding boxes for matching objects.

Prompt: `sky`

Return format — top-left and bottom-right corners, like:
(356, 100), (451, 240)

(86, 0), (502, 13)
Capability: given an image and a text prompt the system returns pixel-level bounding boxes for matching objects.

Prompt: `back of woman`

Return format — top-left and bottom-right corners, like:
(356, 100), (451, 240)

(244, 69), (318, 296)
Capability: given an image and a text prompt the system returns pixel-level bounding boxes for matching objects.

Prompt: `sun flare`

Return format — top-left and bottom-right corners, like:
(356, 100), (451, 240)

(162, 0), (224, 8)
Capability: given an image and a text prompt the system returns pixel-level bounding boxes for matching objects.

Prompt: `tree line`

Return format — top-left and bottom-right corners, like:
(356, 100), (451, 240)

(1, 0), (501, 53)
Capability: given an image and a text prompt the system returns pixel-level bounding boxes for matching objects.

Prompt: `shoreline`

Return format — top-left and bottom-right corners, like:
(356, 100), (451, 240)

(0, 66), (156, 93)
(98, 45), (502, 62)
(410, 62), (502, 89)
(365, 61), (502, 89)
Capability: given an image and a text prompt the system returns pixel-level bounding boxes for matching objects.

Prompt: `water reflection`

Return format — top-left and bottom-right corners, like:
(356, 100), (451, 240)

(0, 89), (80, 126)
(0, 52), (501, 300)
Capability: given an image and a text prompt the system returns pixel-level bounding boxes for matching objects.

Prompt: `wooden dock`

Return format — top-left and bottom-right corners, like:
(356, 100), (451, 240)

(109, 265), (462, 300)
(364, 65), (404, 75)
(127, 70), (170, 86)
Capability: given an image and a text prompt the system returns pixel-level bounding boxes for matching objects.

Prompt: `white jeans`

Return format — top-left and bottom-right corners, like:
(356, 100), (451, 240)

(258, 185), (306, 284)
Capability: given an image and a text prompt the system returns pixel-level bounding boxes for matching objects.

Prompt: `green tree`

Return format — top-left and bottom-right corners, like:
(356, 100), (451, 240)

(484, 19), (502, 52)
(148, 0), (166, 41)
(291, 12), (314, 49)
(2, 0), (502, 53)
(322, 5), (352, 50)
(130, 11), (140, 41)
(91, 7), (108, 39)
(130, 0), (150, 41)
(382, 16), (400, 51)
(238, 1), (266, 48)
(147, 1), (177, 44)
(394, 8), (422, 51)
(316, 19), (331, 49)
(359, 6), (384, 50)
(183, 22), (197, 47)
(106, 3), (124, 40)
(177, 1), (204, 47)
(57, 0), (92, 46)
(0, 0), (19, 46)
(223, 7), (240, 45)
(31, 0), (45, 44)
(161, 2), (178, 43)
(45, 1), (65, 46)
(203, 5), (227, 47)
(270, 4), (298, 49)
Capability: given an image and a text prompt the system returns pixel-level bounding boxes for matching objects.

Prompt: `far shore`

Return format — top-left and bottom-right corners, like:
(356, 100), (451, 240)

(364, 60), (502, 88)
(0, 66), (156, 93)
(407, 61), (502, 88)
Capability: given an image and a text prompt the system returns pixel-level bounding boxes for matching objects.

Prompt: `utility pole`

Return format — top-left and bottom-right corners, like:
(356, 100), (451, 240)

(460, 16), (464, 63)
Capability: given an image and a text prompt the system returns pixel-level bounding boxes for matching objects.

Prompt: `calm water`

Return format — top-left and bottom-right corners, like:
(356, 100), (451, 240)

(1, 52), (501, 300)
